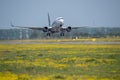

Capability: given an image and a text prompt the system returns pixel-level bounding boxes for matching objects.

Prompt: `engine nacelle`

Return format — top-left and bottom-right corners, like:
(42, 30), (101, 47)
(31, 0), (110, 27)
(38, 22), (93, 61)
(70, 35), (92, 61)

(43, 27), (48, 32)
(66, 26), (72, 32)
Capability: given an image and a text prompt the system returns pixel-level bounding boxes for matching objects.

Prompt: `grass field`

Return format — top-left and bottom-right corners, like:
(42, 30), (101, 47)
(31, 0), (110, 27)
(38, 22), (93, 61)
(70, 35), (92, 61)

(0, 37), (120, 42)
(0, 44), (120, 80)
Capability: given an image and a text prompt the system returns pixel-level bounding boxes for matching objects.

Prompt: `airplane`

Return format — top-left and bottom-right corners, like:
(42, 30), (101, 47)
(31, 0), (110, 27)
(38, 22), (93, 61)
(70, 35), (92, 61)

(11, 13), (83, 36)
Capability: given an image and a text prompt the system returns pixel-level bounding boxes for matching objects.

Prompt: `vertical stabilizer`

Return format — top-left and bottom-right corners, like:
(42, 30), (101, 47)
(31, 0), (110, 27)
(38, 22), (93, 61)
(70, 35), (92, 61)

(48, 13), (51, 27)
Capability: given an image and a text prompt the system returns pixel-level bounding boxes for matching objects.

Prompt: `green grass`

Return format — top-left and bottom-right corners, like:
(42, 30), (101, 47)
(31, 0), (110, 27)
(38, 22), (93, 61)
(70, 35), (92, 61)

(0, 44), (120, 80)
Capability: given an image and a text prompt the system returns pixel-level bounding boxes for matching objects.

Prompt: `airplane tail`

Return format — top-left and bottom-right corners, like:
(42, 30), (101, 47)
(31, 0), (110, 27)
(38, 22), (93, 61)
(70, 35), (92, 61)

(48, 13), (51, 27)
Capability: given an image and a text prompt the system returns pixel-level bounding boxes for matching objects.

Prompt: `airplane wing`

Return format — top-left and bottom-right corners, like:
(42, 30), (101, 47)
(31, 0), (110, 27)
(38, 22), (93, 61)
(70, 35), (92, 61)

(11, 24), (45, 30)
(61, 26), (88, 32)
(71, 26), (88, 29)
(62, 26), (88, 29)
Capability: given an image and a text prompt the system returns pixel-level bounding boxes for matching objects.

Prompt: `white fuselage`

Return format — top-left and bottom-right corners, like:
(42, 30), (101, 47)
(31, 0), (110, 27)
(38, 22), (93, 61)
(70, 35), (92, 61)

(51, 17), (64, 33)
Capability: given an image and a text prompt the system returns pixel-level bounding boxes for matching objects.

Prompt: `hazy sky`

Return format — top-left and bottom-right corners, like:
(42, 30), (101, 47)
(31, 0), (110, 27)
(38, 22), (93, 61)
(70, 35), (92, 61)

(0, 0), (120, 29)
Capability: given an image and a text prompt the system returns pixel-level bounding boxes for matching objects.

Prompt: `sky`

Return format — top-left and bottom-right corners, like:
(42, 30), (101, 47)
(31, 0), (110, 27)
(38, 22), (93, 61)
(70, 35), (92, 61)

(0, 0), (120, 29)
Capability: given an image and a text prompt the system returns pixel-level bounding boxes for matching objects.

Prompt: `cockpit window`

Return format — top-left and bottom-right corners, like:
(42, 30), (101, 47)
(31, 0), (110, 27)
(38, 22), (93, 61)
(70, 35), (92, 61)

(56, 17), (63, 20)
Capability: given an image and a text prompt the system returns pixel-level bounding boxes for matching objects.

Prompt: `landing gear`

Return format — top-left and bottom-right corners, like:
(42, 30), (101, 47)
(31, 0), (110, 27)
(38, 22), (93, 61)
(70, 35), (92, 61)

(47, 33), (51, 36)
(60, 33), (64, 36)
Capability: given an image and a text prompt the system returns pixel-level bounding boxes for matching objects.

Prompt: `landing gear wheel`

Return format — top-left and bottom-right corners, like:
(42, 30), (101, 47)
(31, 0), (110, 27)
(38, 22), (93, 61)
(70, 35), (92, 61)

(47, 33), (50, 36)
(60, 33), (64, 36)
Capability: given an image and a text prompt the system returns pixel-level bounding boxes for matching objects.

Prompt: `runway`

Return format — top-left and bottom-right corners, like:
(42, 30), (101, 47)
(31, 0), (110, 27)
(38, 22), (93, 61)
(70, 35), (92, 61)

(0, 40), (120, 44)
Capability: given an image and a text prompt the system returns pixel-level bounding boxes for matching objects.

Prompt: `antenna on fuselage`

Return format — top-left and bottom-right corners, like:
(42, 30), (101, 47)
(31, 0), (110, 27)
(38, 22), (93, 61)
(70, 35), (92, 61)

(47, 13), (51, 27)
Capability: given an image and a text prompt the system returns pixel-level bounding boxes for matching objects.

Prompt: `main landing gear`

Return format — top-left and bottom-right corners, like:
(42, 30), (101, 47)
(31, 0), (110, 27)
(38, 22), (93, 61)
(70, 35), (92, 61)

(60, 33), (64, 36)
(46, 33), (51, 36)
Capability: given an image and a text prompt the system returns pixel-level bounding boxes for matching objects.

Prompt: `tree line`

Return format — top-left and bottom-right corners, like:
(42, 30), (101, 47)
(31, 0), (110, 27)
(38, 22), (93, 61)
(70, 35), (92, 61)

(0, 27), (120, 40)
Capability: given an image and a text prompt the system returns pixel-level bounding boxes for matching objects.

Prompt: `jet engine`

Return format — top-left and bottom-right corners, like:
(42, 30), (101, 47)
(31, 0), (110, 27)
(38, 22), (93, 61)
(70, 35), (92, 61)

(66, 26), (72, 32)
(43, 27), (48, 32)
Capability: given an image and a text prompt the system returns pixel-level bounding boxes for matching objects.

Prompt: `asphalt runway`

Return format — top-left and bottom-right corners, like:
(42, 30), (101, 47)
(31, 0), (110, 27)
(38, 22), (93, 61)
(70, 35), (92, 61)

(0, 40), (120, 44)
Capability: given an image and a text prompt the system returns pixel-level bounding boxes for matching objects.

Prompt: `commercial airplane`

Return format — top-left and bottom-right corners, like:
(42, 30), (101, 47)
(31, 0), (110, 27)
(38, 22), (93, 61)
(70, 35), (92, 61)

(11, 13), (82, 36)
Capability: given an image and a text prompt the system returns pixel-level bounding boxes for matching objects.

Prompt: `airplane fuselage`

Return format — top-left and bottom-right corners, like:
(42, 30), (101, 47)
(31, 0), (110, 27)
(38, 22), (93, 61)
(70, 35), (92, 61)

(50, 17), (64, 33)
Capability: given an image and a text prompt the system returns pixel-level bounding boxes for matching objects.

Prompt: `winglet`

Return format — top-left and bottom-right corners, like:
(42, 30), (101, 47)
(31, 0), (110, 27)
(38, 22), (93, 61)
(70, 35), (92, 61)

(10, 22), (14, 27)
